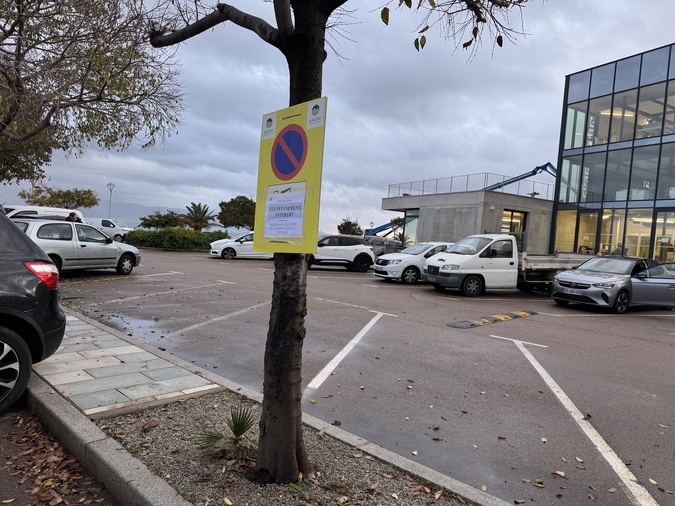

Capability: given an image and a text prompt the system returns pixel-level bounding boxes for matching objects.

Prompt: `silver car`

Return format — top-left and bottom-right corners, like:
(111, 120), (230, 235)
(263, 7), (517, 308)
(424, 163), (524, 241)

(551, 256), (667, 314)
(12, 219), (141, 275)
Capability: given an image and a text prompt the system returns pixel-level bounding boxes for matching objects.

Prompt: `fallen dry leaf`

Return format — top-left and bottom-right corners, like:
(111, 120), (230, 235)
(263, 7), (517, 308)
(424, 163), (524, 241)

(141, 419), (158, 433)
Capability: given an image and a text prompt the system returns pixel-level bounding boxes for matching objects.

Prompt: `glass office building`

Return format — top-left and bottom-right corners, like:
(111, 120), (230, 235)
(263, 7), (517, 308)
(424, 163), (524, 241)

(552, 44), (675, 262)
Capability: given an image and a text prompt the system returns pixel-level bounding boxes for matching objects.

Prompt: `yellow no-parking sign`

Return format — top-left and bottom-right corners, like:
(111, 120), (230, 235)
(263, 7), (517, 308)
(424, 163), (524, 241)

(253, 97), (327, 253)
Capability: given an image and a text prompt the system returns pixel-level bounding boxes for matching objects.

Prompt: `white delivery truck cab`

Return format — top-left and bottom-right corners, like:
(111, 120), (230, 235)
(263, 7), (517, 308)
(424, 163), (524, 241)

(84, 218), (134, 241)
(422, 234), (586, 296)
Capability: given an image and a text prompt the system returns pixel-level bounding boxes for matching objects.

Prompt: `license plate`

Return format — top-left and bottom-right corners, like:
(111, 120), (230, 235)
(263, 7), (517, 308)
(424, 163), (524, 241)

(562, 288), (582, 296)
(426, 276), (436, 283)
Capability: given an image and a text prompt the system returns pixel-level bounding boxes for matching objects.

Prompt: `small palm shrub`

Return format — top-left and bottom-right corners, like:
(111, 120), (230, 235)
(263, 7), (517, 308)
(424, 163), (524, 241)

(197, 405), (257, 460)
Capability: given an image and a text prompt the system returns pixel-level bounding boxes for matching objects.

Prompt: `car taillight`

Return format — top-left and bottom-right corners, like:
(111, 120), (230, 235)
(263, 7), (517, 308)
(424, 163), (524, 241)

(25, 261), (60, 289)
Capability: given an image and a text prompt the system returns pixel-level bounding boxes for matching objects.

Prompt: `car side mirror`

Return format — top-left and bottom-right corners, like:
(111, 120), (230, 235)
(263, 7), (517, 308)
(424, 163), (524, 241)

(318, 243), (325, 247)
(106, 237), (113, 244)
(635, 272), (647, 279)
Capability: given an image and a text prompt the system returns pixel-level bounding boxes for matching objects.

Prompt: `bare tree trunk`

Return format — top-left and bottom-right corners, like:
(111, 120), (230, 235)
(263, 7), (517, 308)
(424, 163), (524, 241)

(255, 2), (329, 483)
(257, 253), (309, 482)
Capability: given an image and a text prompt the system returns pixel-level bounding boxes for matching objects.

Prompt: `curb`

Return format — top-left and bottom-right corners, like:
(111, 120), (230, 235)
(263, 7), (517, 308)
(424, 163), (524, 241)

(27, 308), (511, 506)
(26, 373), (192, 506)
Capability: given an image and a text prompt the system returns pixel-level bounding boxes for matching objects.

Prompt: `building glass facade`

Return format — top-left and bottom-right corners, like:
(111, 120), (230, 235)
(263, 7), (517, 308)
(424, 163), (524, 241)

(552, 44), (675, 262)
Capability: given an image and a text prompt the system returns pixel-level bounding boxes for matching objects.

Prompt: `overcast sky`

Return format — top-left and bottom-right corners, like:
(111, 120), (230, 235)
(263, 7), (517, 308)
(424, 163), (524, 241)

(3, 1), (675, 233)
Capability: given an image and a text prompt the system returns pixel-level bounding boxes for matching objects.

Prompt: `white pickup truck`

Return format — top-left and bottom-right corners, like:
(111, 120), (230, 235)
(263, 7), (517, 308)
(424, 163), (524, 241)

(421, 233), (586, 296)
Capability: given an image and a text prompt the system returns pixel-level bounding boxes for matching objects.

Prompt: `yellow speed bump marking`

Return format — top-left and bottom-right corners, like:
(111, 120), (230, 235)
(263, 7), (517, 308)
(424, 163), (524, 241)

(447, 310), (537, 329)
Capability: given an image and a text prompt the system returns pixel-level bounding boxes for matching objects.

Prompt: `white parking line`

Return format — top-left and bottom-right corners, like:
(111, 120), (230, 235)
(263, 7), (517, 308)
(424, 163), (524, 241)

(316, 297), (370, 311)
(138, 271), (184, 277)
(103, 281), (233, 304)
(303, 312), (385, 401)
(510, 338), (658, 506)
(175, 301), (271, 334)
(489, 334), (548, 348)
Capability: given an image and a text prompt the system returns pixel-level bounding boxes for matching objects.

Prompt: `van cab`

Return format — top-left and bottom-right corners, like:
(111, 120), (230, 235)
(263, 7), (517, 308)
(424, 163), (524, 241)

(84, 218), (134, 242)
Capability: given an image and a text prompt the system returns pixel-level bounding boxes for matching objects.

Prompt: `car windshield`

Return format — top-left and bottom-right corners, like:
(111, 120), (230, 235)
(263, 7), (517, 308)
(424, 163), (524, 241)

(577, 257), (636, 275)
(446, 237), (493, 255)
(399, 243), (432, 255)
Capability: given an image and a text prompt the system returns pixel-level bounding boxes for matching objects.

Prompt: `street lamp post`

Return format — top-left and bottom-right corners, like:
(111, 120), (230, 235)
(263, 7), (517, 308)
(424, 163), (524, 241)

(106, 182), (115, 218)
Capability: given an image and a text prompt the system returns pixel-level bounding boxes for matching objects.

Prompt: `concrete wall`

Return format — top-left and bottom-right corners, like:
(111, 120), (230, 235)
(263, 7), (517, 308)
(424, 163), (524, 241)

(381, 190), (554, 254)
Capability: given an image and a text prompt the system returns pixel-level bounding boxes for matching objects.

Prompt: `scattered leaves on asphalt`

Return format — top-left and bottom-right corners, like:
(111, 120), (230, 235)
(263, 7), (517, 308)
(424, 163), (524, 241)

(1, 412), (116, 505)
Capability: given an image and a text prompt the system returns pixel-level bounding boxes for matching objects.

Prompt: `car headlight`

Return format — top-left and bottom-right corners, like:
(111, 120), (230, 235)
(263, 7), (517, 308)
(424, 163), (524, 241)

(387, 259), (401, 265)
(593, 282), (615, 288)
(440, 264), (460, 271)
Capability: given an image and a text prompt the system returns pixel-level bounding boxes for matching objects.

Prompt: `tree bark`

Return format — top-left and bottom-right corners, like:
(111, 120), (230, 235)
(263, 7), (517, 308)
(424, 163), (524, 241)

(257, 253), (309, 481)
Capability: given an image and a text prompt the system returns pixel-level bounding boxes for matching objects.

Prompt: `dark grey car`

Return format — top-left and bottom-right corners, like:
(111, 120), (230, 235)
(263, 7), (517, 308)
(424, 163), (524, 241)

(0, 208), (66, 414)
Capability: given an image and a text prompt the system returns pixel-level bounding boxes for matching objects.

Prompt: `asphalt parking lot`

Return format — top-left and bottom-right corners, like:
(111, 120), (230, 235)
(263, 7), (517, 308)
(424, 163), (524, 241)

(58, 249), (675, 506)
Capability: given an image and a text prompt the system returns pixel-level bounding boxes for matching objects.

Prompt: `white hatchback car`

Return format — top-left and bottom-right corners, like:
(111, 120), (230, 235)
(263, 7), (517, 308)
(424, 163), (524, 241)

(374, 242), (453, 284)
(209, 232), (273, 260)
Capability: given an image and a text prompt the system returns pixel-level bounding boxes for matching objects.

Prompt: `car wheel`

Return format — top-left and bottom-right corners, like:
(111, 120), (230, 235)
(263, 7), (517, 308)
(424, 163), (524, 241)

(353, 255), (372, 273)
(113, 234), (123, 242)
(221, 248), (236, 260)
(401, 266), (420, 284)
(612, 290), (630, 314)
(0, 326), (33, 415)
(553, 298), (569, 306)
(116, 253), (134, 275)
(461, 275), (484, 297)
(516, 282), (534, 292)
(48, 255), (62, 273)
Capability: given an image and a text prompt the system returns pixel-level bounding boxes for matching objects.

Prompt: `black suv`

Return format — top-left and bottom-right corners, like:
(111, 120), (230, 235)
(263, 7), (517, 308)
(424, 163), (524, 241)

(0, 206), (66, 414)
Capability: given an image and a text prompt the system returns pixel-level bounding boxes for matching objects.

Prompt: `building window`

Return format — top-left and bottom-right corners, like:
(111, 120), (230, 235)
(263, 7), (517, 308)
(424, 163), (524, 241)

(554, 210), (577, 253)
(580, 152), (606, 202)
(599, 209), (626, 256)
(567, 71), (590, 103)
(502, 210), (526, 251)
(629, 145), (659, 200)
(663, 80), (675, 136)
(609, 89), (638, 142)
(558, 156), (582, 203)
(640, 46), (669, 86)
(614, 55), (640, 92)
(564, 102), (587, 149)
(657, 142), (675, 199)
(654, 211), (675, 262)
(586, 95), (612, 146)
(590, 64), (615, 98)
(636, 82), (667, 139)
(403, 209), (419, 247)
(625, 209), (654, 257)
(577, 212), (599, 254)
(604, 149), (632, 201)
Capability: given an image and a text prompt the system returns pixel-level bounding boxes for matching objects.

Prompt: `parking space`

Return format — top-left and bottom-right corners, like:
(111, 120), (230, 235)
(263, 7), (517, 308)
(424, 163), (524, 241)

(58, 250), (675, 506)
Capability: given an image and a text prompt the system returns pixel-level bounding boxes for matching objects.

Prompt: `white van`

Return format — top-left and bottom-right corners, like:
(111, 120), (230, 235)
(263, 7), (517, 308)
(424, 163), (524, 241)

(84, 218), (134, 241)
(5, 205), (84, 221)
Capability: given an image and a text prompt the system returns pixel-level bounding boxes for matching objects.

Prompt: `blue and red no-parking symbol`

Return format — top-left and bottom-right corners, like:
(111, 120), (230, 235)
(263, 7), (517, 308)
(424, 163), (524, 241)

(271, 124), (308, 181)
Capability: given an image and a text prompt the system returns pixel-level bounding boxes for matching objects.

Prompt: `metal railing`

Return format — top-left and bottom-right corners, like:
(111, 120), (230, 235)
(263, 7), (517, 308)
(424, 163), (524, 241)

(387, 172), (555, 200)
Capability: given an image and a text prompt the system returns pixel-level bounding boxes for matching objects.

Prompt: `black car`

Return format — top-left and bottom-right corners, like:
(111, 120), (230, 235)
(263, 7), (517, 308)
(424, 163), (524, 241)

(0, 206), (66, 414)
